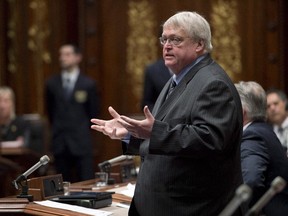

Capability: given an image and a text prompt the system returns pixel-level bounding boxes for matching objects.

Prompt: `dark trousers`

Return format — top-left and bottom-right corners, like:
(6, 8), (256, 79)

(54, 147), (94, 182)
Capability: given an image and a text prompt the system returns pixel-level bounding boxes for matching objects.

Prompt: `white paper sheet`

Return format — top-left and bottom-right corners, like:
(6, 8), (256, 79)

(34, 200), (113, 216)
(118, 183), (135, 198)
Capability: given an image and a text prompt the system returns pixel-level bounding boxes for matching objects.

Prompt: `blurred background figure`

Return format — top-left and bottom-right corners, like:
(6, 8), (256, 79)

(266, 88), (288, 155)
(141, 59), (172, 111)
(236, 81), (288, 216)
(0, 86), (30, 147)
(45, 44), (101, 182)
(0, 86), (28, 197)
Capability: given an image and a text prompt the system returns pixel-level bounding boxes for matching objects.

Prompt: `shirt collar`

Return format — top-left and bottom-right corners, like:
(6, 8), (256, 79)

(173, 54), (207, 84)
(62, 68), (80, 83)
(273, 116), (288, 131)
(243, 121), (252, 131)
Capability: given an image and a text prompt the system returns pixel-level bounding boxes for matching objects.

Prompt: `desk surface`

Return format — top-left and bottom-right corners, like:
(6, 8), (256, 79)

(0, 179), (132, 215)
(0, 147), (40, 156)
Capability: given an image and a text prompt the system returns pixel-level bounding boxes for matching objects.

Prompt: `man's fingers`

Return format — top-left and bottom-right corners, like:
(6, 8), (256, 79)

(91, 118), (105, 126)
(91, 124), (104, 132)
(108, 106), (120, 118)
(143, 106), (153, 119)
(120, 116), (137, 126)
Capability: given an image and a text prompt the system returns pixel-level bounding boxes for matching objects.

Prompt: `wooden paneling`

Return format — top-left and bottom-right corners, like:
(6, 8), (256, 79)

(0, 0), (7, 85)
(279, 0), (288, 94)
(0, 0), (287, 170)
(239, 0), (283, 90)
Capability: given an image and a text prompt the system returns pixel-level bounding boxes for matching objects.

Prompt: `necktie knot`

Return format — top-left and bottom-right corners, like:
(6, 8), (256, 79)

(166, 80), (176, 99)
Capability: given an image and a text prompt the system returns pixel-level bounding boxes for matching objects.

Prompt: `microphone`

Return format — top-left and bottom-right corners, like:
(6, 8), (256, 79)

(13, 155), (50, 189)
(98, 155), (134, 185)
(245, 176), (287, 216)
(98, 155), (133, 171)
(219, 184), (252, 216)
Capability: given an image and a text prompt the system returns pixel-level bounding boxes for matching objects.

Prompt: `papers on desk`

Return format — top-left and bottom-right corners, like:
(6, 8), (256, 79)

(119, 183), (135, 198)
(34, 200), (112, 216)
(107, 183), (135, 198)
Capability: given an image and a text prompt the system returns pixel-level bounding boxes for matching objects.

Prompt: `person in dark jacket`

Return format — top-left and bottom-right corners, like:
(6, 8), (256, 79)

(45, 44), (100, 182)
(141, 59), (172, 111)
(235, 81), (288, 216)
(0, 86), (29, 147)
(92, 11), (244, 216)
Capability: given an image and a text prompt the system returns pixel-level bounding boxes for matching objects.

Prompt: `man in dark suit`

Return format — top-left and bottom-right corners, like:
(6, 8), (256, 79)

(45, 44), (100, 182)
(141, 59), (172, 111)
(266, 88), (288, 154)
(235, 81), (288, 216)
(91, 12), (244, 215)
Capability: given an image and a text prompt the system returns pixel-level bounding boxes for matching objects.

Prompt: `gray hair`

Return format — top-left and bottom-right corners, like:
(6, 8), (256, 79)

(235, 81), (267, 121)
(163, 11), (213, 52)
(0, 86), (16, 119)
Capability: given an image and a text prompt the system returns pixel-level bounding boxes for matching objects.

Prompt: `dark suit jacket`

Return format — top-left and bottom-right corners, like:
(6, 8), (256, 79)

(241, 121), (288, 216)
(1, 117), (29, 143)
(45, 73), (100, 156)
(141, 59), (171, 110)
(124, 54), (244, 216)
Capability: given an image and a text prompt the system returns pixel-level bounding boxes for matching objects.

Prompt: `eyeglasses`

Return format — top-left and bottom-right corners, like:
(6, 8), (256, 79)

(159, 36), (188, 46)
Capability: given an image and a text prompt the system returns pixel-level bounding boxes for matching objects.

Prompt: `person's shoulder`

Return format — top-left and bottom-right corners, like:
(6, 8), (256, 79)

(78, 73), (96, 85)
(245, 121), (278, 140)
(146, 59), (166, 70)
(11, 116), (28, 128)
(246, 121), (269, 132)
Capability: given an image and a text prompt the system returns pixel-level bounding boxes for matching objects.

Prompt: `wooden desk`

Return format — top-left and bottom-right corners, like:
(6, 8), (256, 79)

(1, 147), (35, 156)
(70, 178), (133, 203)
(0, 179), (132, 215)
(0, 198), (93, 216)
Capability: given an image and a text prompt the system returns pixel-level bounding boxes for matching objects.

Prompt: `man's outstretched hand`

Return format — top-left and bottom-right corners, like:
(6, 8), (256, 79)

(91, 106), (154, 140)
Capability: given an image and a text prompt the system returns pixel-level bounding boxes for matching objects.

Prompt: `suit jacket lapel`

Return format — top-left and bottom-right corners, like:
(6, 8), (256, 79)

(153, 54), (213, 121)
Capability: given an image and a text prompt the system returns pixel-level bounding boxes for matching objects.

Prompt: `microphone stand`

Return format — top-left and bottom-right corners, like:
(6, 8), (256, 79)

(98, 161), (115, 185)
(14, 175), (33, 202)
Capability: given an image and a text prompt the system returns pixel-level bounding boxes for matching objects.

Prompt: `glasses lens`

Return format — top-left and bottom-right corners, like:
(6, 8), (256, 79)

(159, 37), (184, 46)
(159, 37), (166, 45)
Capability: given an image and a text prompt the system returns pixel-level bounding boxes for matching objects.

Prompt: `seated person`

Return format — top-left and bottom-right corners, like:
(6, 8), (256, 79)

(235, 81), (288, 216)
(266, 88), (288, 155)
(0, 86), (30, 148)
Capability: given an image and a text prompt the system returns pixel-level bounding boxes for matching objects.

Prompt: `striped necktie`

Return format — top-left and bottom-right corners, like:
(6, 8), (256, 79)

(166, 80), (176, 100)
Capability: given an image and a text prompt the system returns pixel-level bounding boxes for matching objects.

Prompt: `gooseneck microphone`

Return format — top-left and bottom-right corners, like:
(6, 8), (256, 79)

(245, 176), (286, 216)
(12, 155), (50, 189)
(219, 184), (252, 216)
(98, 155), (133, 171)
(98, 155), (134, 185)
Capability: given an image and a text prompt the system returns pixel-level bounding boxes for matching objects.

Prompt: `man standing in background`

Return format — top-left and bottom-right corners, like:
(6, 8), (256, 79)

(45, 44), (100, 182)
(141, 59), (172, 111)
(266, 88), (288, 155)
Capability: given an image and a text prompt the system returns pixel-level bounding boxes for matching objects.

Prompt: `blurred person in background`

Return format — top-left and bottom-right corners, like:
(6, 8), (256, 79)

(45, 44), (100, 182)
(141, 59), (172, 111)
(236, 81), (288, 216)
(0, 86), (29, 197)
(266, 88), (288, 155)
(0, 86), (29, 147)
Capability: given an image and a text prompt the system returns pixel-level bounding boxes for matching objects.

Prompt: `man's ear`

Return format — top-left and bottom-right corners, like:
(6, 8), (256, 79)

(195, 40), (205, 52)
